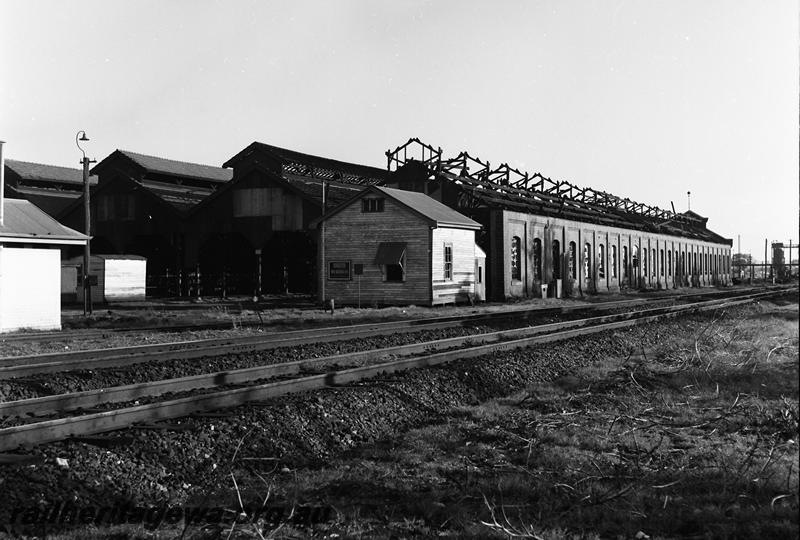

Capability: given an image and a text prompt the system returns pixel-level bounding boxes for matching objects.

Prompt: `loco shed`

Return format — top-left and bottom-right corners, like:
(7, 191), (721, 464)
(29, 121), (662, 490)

(58, 149), (231, 295)
(383, 139), (733, 300)
(34, 137), (733, 303)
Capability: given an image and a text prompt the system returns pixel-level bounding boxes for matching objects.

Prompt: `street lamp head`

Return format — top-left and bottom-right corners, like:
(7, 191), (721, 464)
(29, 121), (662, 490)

(76, 130), (90, 160)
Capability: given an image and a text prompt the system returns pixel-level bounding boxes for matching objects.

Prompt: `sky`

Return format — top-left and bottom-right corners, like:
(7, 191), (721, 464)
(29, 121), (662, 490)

(1, 0), (797, 259)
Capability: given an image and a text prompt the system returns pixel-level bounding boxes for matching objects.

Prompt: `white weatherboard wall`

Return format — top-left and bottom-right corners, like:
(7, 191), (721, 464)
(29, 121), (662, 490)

(70, 255), (147, 303)
(431, 227), (476, 305)
(104, 258), (146, 301)
(0, 246), (61, 331)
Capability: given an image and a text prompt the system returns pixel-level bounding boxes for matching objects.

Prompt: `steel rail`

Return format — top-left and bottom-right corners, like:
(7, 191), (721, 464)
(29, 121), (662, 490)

(0, 289), (786, 451)
(0, 292), (677, 343)
(0, 295), (738, 418)
(0, 286), (785, 347)
(0, 297), (680, 378)
(0, 289), (768, 348)
(0, 287), (773, 377)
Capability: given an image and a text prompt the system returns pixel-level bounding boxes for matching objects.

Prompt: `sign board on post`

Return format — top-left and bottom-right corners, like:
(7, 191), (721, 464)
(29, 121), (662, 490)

(328, 261), (351, 280)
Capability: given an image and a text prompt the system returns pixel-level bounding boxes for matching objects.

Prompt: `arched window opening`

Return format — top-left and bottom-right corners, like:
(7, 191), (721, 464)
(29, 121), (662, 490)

(568, 242), (577, 279)
(533, 238), (542, 281)
(552, 240), (561, 279)
(668, 250), (672, 277)
(612, 245), (618, 278)
(622, 246), (629, 278)
(584, 243), (592, 278)
(643, 248), (648, 277)
(511, 236), (521, 281)
(598, 244), (606, 279)
(660, 249), (665, 276)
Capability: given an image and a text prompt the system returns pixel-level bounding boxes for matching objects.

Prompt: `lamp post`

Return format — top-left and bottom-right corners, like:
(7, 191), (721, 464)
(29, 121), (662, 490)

(76, 131), (94, 315)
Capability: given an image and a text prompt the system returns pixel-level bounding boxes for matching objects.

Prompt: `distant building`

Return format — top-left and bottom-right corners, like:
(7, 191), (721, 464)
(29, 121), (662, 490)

(3, 159), (97, 218)
(185, 142), (390, 295)
(57, 144), (391, 297)
(59, 150), (232, 283)
(314, 186), (483, 306)
(383, 138), (734, 299)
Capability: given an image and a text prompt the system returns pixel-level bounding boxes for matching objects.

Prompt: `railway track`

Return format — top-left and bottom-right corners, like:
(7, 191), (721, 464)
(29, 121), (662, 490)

(0, 287), (782, 378)
(0, 286), (777, 346)
(0, 287), (792, 453)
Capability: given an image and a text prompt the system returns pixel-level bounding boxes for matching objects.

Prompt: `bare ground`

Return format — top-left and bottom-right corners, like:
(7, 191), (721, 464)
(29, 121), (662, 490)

(2, 296), (797, 539)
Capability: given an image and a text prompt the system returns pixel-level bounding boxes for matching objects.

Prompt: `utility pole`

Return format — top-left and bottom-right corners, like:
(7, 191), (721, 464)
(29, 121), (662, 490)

(764, 238), (768, 283)
(737, 234), (741, 280)
(77, 131), (94, 316)
(319, 179), (327, 305)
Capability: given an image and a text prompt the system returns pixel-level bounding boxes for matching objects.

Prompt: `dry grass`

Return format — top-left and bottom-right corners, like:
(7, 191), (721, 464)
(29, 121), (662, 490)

(4, 297), (797, 539)
(281, 298), (798, 538)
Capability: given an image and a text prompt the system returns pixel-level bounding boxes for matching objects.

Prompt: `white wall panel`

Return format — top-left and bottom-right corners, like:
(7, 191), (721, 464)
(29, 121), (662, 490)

(0, 247), (61, 332)
(104, 259), (146, 301)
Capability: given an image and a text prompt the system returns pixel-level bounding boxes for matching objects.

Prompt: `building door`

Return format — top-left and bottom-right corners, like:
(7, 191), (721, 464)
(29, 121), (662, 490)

(474, 258), (485, 301)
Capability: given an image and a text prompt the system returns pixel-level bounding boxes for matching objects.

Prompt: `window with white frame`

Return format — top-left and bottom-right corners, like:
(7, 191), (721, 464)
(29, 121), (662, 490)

(511, 236), (521, 280)
(443, 244), (453, 280)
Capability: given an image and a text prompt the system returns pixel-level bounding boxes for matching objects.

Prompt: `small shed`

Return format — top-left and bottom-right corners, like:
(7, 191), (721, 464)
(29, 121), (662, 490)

(314, 186), (482, 306)
(0, 199), (87, 332)
(67, 254), (147, 303)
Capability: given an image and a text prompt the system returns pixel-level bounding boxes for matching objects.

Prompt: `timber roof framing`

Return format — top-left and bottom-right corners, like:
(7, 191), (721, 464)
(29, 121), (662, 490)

(386, 138), (731, 245)
(388, 138), (686, 222)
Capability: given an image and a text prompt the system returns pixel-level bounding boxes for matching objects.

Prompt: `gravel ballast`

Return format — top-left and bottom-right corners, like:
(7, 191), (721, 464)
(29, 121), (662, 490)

(0, 307), (740, 528)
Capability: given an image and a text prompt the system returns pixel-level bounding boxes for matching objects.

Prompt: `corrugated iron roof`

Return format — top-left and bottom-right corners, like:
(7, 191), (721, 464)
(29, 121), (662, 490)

(5, 159), (98, 186)
(66, 254), (146, 262)
(115, 150), (233, 183)
(225, 142), (390, 184)
(0, 199), (87, 243)
(283, 173), (364, 206)
(374, 187), (482, 230)
(6, 185), (82, 201)
(312, 186), (482, 230)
